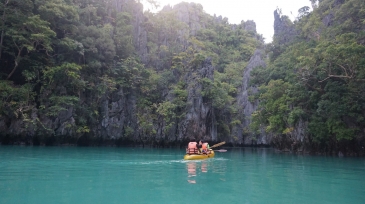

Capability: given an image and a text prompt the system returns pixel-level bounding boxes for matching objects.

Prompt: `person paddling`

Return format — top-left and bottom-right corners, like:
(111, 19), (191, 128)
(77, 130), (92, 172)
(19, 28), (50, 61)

(202, 141), (210, 154)
(197, 140), (209, 154)
(196, 140), (202, 153)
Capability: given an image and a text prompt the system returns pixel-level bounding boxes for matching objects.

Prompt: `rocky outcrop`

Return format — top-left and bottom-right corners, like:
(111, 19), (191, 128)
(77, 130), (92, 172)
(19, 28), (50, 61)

(0, 1), (261, 147)
(179, 58), (217, 141)
(273, 10), (297, 45)
(129, 2), (148, 64)
(1, 106), (75, 139)
(235, 47), (309, 148)
(243, 20), (257, 33)
(233, 49), (267, 145)
(213, 14), (228, 24)
(322, 0), (345, 27)
(174, 2), (205, 36)
(99, 88), (137, 140)
(148, 3), (206, 71)
(112, 0), (148, 63)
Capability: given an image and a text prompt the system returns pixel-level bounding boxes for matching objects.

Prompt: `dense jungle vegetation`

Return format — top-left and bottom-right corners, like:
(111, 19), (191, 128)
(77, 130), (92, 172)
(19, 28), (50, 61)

(250, 0), (365, 155)
(0, 0), (260, 146)
(0, 0), (364, 155)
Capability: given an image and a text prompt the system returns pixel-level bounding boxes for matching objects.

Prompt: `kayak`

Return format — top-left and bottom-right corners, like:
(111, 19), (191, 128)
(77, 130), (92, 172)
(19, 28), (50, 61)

(184, 150), (215, 160)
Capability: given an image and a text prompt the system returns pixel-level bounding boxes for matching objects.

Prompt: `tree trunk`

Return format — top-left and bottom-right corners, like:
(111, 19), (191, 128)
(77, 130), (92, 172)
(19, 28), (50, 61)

(6, 60), (18, 79)
(6, 47), (21, 80)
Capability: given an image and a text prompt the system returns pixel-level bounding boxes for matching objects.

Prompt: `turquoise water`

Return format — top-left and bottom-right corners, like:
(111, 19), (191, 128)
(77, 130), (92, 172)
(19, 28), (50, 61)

(0, 147), (364, 204)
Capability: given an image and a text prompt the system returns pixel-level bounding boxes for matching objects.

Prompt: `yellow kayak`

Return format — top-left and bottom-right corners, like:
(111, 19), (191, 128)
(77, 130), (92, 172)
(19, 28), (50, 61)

(183, 150), (215, 160)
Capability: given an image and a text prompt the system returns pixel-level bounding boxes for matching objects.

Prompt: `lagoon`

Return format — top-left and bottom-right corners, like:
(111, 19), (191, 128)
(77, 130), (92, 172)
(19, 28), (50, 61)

(0, 146), (364, 204)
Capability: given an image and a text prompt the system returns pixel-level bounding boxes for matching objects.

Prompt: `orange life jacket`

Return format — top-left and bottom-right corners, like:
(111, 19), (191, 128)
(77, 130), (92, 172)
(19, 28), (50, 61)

(188, 142), (197, 149)
(187, 142), (198, 154)
(202, 143), (209, 151)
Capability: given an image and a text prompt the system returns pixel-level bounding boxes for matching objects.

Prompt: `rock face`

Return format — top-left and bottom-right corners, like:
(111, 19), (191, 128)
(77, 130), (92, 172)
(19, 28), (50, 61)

(122, 0), (148, 63)
(99, 88), (138, 140)
(273, 10), (297, 45)
(321, 0), (345, 27)
(174, 2), (205, 36)
(111, 0), (148, 63)
(268, 1), (349, 151)
(0, 1), (261, 146)
(233, 49), (268, 145)
(180, 58), (217, 141)
(96, 0), (146, 140)
(2, 106), (76, 140)
(83, 1), (213, 143)
(243, 20), (257, 33)
(152, 2), (205, 68)
(130, 3), (148, 64)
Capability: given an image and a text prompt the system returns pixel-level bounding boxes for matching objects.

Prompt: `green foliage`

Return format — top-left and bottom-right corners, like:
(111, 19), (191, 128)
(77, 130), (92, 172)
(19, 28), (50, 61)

(124, 126), (134, 138)
(43, 63), (82, 84)
(35, 0), (79, 33)
(0, 0), (261, 145)
(46, 96), (79, 116)
(0, 80), (34, 118)
(287, 108), (305, 125)
(255, 80), (293, 134)
(297, 6), (310, 19)
(76, 126), (90, 133)
(172, 82), (188, 110)
(202, 79), (234, 109)
(251, 0), (365, 152)
(4, 14), (56, 79)
(114, 12), (134, 58)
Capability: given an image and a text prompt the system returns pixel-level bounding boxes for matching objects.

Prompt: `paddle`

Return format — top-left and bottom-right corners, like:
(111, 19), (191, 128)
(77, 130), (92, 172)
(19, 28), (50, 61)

(208, 141), (227, 153)
(209, 141), (226, 149)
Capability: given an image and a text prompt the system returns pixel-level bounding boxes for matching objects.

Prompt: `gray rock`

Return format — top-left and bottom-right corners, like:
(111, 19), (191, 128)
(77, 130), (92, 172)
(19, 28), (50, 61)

(244, 20), (256, 33)
(99, 88), (138, 140)
(0, 116), (8, 132)
(234, 49), (267, 145)
(178, 58), (216, 141)
(273, 10), (298, 45)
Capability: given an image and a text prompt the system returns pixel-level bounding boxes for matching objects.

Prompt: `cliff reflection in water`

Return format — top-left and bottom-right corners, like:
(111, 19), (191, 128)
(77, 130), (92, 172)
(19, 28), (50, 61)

(187, 161), (208, 184)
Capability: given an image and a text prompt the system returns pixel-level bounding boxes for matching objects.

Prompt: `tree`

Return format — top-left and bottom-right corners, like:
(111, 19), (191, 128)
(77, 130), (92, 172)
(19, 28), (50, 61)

(6, 15), (55, 79)
(298, 6), (310, 19)
(0, 0), (33, 61)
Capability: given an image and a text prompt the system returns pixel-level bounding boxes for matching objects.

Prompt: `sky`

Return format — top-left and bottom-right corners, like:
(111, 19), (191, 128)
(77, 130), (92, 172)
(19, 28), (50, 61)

(142, 0), (312, 43)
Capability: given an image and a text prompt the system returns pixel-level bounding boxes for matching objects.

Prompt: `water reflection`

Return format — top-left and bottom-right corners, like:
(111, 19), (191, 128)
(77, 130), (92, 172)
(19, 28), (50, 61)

(186, 161), (208, 184)
(201, 161), (207, 173)
(187, 162), (196, 184)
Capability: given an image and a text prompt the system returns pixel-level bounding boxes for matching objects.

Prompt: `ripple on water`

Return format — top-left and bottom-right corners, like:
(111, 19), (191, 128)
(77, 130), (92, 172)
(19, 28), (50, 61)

(0, 147), (364, 204)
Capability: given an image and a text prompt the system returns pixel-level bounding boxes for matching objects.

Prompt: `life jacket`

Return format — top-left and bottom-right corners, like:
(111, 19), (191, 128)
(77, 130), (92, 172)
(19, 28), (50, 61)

(187, 142), (198, 154)
(202, 143), (209, 152)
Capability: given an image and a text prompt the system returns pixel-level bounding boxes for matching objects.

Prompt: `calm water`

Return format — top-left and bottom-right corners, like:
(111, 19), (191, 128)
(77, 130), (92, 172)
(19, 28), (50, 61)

(0, 146), (364, 204)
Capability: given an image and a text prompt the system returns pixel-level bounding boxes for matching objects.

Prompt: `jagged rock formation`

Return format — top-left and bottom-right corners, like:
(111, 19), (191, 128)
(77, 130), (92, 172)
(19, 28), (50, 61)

(0, 1), (263, 147)
(243, 20), (257, 33)
(120, 0), (148, 63)
(174, 3), (205, 36)
(322, 0), (344, 27)
(273, 10), (297, 45)
(180, 58), (217, 141)
(233, 49), (267, 145)
(82, 2), (213, 143)
(99, 89), (137, 139)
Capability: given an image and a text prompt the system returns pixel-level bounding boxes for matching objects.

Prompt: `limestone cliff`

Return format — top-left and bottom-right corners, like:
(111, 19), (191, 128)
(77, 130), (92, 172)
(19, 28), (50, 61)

(0, 1), (263, 147)
(273, 10), (298, 45)
(180, 58), (217, 141)
(233, 49), (267, 145)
